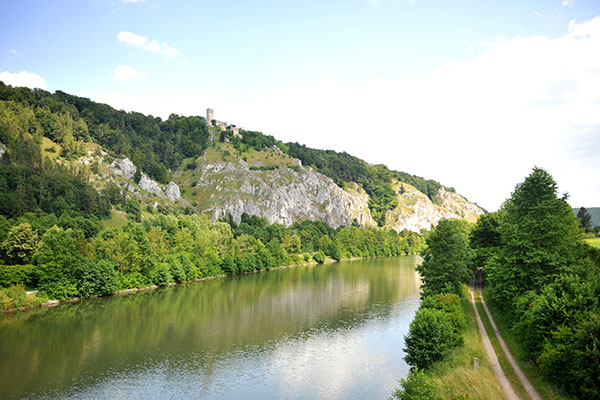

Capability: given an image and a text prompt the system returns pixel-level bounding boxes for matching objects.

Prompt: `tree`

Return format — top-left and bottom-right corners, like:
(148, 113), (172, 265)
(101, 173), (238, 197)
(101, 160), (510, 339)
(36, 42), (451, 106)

(391, 368), (439, 400)
(417, 219), (472, 297)
(487, 168), (582, 309)
(403, 308), (459, 369)
(1, 223), (39, 264)
(577, 207), (593, 233)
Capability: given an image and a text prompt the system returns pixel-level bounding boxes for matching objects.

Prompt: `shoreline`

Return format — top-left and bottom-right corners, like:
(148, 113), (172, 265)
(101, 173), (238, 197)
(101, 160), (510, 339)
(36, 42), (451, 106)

(3, 253), (420, 314)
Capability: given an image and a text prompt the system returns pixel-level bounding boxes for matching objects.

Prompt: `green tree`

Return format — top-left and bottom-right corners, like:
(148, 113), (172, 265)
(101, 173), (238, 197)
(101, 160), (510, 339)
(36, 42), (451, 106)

(403, 308), (459, 369)
(1, 223), (39, 264)
(577, 206), (593, 232)
(487, 168), (582, 309)
(417, 219), (472, 297)
(391, 368), (439, 400)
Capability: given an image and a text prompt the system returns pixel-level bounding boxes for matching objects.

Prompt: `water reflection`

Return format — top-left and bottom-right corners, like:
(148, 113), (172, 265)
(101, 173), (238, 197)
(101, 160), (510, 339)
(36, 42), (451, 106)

(0, 256), (421, 399)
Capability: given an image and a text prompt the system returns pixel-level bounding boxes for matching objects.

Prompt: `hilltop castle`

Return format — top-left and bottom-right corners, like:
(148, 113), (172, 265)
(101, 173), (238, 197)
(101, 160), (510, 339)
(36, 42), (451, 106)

(207, 108), (241, 137)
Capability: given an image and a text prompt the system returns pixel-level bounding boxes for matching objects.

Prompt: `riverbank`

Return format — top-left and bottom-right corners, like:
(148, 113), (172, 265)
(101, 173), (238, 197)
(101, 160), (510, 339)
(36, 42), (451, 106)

(392, 286), (507, 399)
(2, 253), (419, 313)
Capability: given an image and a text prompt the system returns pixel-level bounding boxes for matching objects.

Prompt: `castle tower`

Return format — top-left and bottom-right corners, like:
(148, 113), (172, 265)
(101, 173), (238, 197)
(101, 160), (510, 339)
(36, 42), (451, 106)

(206, 108), (214, 127)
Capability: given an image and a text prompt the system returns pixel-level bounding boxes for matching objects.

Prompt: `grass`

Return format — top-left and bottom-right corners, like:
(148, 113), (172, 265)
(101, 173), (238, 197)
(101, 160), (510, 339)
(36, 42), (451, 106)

(407, 287), (506, 399)
(585, 237), (600, 249)
(481, 288), (572, 400)
(102, 209), (129, 230)
(473, 290), (529, 399)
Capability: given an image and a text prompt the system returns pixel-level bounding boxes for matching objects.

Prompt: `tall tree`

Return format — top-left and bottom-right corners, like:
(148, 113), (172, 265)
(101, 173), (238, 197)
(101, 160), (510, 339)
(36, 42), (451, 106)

(417, 218), (472, 297)
(577, 206), (593, 232)
(487, 168), (582, 309)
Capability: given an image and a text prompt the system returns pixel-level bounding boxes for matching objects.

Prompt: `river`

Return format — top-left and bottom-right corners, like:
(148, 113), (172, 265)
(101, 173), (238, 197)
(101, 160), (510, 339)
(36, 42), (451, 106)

(0, 256), (421, 399)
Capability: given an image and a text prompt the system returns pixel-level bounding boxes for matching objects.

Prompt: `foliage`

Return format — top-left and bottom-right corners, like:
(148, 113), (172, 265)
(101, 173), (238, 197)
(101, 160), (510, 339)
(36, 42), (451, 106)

(475, 167), (600, 399)
(0, 264), (39, 288)
(76, 259), (118, 297)
(403, 308), (461, 369)
(487, 168), (583, 309)
(313, 250), (326, 264)
(0, 284), (47, 311)
(1, 223), (39, 264)
(469, 212), (501, 270)
(418, 219), (472, 297)
(537, 315), (600, 400)
(420, 293), (466, 334)
(391, 368), (440, 400)
(576, 206), (593, 232)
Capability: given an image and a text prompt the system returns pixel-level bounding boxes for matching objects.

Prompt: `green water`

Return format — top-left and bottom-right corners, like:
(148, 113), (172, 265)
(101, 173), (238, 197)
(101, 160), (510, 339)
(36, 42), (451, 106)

(0, 256), (421, 399)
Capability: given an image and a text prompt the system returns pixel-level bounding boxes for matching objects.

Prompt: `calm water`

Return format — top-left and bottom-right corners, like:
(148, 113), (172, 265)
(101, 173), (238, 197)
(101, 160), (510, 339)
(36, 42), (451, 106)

(0, 256), (421, 399)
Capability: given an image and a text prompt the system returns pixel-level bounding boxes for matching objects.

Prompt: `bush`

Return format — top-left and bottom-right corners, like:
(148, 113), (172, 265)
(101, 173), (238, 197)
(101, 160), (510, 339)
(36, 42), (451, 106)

(537, 315), (600, 399)
(391, 368), (439, 400)
(313, 250), (326, 264)
(152, 263), (173, 286)
(0, 264), (40, 288)
(0, 284), (47, 311)
(420, 293), (466, 333)
(76, 260), (118, 298)
(404, 308), (460, 369)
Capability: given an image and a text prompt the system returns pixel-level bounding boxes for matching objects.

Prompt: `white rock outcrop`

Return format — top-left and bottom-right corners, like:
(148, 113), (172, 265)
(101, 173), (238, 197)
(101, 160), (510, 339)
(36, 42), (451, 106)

(110, 158), (137, 180)
(385, 183), (484, 233)
(165, 182), (182, 202)
(196, 159), (375, 228)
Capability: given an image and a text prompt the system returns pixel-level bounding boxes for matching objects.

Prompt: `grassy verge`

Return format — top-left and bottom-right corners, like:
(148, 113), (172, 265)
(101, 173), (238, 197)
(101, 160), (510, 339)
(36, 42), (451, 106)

(403, 287), (506, 399)
(585, 237), (600, 249)
(473, 290), (529, 398)
(480, 288), (572, 400)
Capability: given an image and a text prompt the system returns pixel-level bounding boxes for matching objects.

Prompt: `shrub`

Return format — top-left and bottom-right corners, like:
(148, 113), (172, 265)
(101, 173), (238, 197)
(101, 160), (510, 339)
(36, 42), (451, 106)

(313, 250), (326, 264)
(420, 293), (466, 333)
(0, 264), (40, 288)
(391, 368), (439, 400)
(152, 263), (173, 286)
(76, 260), (118, 298)
(404, 308), (460, 369)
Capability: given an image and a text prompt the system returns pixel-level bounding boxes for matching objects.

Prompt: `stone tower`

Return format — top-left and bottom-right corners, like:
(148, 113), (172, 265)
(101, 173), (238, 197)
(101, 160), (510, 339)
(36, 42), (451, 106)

(206, 108), (214, 127)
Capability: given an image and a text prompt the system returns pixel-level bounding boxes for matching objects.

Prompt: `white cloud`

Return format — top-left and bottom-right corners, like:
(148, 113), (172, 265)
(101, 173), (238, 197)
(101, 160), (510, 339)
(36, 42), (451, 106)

(99, 16), (600, 211)
(113, 65), (147, 82)
(122, 0), (146, 3)
(0, 70), (48, 90)
(7, 49), (22, 56)
(533, 11), (543, 17)
(561, 0), (574, 6)
(117, 31), (181, 57)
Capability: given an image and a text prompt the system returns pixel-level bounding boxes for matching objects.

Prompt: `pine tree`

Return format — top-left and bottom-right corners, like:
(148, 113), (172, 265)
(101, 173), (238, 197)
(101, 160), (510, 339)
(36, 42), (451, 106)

(577, 206), (593, 232)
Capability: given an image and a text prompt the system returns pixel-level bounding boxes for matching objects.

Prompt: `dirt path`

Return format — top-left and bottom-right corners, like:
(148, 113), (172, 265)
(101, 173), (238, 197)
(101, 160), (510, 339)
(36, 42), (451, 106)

(470, 288), (520, 400)
(476, 288), (542, 400)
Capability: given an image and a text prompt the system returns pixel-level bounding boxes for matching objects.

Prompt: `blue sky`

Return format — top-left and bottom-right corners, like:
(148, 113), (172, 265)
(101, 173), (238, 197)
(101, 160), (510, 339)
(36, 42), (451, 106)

(2, 0), (600, 211)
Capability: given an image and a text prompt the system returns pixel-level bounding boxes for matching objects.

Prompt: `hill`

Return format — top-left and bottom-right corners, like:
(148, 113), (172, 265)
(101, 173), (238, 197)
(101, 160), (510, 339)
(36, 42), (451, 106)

(0, 82), (482, 232)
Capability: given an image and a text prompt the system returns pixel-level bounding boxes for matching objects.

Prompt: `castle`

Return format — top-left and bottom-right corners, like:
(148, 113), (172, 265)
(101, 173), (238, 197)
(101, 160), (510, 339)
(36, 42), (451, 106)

(207, 108), (241, 137)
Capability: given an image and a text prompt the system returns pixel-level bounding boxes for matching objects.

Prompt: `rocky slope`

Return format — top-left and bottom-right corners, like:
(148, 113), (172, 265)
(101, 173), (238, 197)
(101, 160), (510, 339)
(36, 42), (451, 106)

(72, 142), (482, 232)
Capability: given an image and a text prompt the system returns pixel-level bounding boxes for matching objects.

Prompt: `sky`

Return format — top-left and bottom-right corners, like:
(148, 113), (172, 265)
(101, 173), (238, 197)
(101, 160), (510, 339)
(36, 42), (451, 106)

(1, 0), (600, 211)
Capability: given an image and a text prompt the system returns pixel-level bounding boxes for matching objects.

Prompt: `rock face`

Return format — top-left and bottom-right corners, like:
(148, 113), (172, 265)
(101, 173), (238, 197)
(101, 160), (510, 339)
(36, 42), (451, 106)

(385, 182), (484, 232)
(108, 157), (182, 203)
(0, 143), (5, 159)
(195, 159), (375, 228)
(110, 158), (136, 180)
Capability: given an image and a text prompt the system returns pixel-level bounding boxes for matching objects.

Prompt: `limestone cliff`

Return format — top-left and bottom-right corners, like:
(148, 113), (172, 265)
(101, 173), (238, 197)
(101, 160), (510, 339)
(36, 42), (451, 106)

(385, 182), (483, 232)
(190, 157), (375, 228)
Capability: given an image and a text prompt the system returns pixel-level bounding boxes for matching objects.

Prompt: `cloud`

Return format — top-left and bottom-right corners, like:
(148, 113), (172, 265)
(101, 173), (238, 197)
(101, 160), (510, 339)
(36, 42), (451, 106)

(561, 0), (574, 6)
(117, 31), (181, 57)
(0, 70), (48, 90)
(113, 65), (147, 82)
(7, 49), (22, 56)
(533, 11), (543, 17)
(568, 16), (600, 37)
(122, 0), (146, 2)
